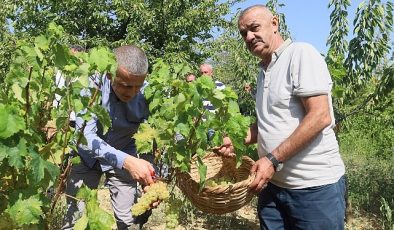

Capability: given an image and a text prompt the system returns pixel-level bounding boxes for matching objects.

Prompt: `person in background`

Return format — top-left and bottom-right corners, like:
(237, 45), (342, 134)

(219, 5), (346, 230)
(185, 72), (196, 83)
(199, 63), (225, 90)
(62, 45), (155, 230)
(199, 63), (225, 114)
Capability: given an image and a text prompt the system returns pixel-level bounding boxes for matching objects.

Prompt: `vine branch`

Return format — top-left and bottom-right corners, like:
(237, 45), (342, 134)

(25, 66), (33, 124)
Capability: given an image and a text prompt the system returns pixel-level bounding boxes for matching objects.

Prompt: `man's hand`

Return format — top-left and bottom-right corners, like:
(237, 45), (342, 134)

(142, 185), (160, 208)
(248, 156), (275, 193)
(216, 136), (235, 157)
(123, 155), (155, 186)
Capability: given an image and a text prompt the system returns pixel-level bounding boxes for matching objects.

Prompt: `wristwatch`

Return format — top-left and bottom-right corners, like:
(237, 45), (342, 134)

(266, 153), (283, 172)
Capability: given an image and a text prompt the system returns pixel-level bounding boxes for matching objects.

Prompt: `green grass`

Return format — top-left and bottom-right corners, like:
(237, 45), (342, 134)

(339, 127), (394, 229)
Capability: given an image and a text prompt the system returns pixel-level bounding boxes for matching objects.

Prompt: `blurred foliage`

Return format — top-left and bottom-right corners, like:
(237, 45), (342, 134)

(1, 0), (241, 70)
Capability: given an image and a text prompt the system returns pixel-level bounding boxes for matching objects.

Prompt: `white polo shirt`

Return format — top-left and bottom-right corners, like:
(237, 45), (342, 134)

(256, 39), (345, 189)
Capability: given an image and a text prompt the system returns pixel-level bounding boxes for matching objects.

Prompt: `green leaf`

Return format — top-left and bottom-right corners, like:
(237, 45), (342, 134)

(175, 122), (190, 137)
(86, 205), (114, 230)
(90, 105), (111, 134)
(213, 89), (226, 100)
(30, 151), (59, 183)
(0, 104), (25, 139)
(34, 35), (49, 51)
(8, 145), (24, 169)
(6, 196), (43, 226)
(175, 93), (186, 104)
(11, 83), (25, 103)
(149, 98), (161, 112)
(34, 46), (44, 61)
(74, 213), (88, 230)
(73, 98), (84, 114)
(71, 156), (81, 165)
(64, 64), (78, 72)
(228, 100), (240, 114)
(76, 186), (115, 229)
(197, 156), (207, 191)
(54, 44), (68, 68)
(0, 144), (8, 165)
(75, 63), (90, 79)
(156, 65), (170, 79)
(88, 47), (116, 73)
(197, 76), (215, 90)
(76, 185), (93, 200)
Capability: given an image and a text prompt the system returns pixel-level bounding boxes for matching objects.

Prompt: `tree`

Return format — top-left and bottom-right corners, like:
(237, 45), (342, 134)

(327, 0), (393, 119)
(3, 0), (240, 67)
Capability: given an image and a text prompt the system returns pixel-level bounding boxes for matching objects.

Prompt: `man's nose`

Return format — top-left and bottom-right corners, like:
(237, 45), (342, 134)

(245, 31), (254, 42)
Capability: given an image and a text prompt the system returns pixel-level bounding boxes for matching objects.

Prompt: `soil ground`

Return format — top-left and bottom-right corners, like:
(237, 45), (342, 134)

(97, 188), (382, 230)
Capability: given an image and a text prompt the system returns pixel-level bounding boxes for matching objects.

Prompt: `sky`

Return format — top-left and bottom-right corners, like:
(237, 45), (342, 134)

(230, 0), (389, 55)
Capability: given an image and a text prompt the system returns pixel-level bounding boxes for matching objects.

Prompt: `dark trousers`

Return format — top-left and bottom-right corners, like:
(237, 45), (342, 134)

(258, 176), (346, 230)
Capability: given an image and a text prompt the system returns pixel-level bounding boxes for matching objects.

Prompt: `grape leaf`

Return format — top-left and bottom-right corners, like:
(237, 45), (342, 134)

(30, 151), (60, 183)
(88, 47), (116, 73)
(8, 145), (24, 169)
(53, 44), (68, 68)
(71, 156), (81, 165)
(11, 83), (25, 103)
(0, 104), (25, 139)
(197, 156), (207, 191)
(197, 76), (215, 90)
(34, 35), (49, 51)
(76, 186), (115, 229)
(228, 100), (240, 114)
(75, 63), (90, 80)
(0, 144), (8, 164)
(6, 196), (43, 226)
(74, 213), (88, 230)
(86, 205), (114, 230)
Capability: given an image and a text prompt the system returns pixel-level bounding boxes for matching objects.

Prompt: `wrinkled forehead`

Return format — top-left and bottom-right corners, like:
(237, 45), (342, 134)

(117, 66), (146, 78)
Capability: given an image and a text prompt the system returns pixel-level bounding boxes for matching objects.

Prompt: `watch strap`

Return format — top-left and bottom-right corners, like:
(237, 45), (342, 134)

(266, 153), (280, 170)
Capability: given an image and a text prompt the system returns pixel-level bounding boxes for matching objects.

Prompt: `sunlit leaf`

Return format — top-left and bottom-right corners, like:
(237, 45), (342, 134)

(0, 104), (25, 139)
(6, 196), (43, 226)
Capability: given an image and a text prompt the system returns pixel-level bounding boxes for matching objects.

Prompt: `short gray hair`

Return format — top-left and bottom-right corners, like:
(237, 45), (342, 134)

(238, 5), (272, 23)
(114, 45), (148, 75)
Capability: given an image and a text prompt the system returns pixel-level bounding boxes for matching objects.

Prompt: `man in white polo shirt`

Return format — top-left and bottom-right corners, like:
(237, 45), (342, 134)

(219, 4), (346, 230)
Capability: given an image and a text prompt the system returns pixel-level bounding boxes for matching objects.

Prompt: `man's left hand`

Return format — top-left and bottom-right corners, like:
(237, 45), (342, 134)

(248, 156), (275, 192)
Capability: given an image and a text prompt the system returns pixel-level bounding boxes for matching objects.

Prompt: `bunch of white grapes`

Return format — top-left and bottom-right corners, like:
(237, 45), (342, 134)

(131, 181), (170, 216)
(205, 176), (235, 188)
(165, 196), (182, 229)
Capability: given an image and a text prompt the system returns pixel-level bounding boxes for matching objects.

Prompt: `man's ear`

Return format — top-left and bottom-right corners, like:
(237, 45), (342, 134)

(272, 15), (279, 32)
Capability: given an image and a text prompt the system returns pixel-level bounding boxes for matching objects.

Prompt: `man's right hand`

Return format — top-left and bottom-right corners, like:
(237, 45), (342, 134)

(122, 155), (155, 186)
(216, 136), (236, 157)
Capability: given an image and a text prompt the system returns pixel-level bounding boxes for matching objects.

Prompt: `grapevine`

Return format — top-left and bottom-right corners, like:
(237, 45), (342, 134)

(165, 196), (183, 229)
(131, 181), (170, 216)
(133, 60), (252, 186)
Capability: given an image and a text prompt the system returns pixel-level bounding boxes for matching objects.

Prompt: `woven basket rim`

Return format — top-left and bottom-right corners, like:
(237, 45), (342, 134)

(175, 153), (256, 214)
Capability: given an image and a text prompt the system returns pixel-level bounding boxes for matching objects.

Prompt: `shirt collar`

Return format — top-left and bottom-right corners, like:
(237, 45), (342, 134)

(258, 38), (292, 68)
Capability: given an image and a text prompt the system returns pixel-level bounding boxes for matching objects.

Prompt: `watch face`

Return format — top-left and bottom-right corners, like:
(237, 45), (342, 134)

(276, 163), (284, 172)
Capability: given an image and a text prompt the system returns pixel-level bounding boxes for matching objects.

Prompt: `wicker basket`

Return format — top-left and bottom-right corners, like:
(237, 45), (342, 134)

(175, 153), (256, 214)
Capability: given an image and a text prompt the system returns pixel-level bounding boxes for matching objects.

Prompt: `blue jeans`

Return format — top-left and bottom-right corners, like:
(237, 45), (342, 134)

(257, 176), (346, 230)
